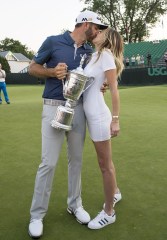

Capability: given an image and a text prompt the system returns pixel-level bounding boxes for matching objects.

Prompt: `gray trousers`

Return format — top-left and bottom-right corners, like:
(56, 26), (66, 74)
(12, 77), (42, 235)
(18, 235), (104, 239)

(30, 99), (86, 219)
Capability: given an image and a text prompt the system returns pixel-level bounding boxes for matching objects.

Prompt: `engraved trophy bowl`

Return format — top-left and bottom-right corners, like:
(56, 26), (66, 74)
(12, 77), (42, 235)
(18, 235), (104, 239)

(63, 71), (88, 101)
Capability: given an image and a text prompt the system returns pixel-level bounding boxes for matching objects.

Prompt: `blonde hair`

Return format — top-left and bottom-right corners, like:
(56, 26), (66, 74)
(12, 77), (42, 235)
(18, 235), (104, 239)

(96, 28), (124, 77)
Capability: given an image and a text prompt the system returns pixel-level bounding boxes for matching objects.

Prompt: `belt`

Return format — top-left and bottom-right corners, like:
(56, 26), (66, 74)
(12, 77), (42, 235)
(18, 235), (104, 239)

(43, 98), (82, 107)
(43, 99), (66, 106)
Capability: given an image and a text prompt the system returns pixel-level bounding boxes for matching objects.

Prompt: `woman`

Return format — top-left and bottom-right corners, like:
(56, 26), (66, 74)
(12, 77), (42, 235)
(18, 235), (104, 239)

(0, 63), (10, 104)
(83, 28), (124, 229)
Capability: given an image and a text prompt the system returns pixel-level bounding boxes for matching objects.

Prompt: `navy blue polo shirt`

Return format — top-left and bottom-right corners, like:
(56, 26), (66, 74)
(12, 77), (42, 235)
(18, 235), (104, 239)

(33, 31), (93, 100)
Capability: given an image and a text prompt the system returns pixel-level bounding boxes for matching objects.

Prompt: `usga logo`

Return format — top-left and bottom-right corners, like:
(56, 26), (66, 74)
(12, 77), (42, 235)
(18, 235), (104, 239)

(148, 67), (167, 76)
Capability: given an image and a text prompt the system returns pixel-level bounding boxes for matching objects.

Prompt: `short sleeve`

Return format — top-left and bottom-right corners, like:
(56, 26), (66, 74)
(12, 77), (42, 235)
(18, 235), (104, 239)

(101, 49), (116, 72)
(33, 37), (52, 64)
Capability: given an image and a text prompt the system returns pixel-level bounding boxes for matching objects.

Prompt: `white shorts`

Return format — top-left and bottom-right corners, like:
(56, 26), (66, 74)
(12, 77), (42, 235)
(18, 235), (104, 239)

(85, 108), (112, 142)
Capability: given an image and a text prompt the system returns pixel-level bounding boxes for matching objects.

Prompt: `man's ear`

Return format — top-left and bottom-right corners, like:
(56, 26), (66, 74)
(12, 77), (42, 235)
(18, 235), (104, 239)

(84, 22), (91, 30)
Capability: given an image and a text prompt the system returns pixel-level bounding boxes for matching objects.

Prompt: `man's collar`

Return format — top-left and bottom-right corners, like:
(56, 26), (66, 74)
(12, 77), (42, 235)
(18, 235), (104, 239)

(63, 31), (88, 49)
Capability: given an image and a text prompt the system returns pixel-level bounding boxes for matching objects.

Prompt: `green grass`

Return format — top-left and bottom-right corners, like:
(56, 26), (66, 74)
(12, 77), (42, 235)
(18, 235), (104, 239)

(0, 85), (167, 240)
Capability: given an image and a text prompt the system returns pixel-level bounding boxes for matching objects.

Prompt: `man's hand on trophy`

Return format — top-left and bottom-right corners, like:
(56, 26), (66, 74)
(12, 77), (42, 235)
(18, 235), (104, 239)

(100, 81), (109, 94)
(54, 63), (68, 80)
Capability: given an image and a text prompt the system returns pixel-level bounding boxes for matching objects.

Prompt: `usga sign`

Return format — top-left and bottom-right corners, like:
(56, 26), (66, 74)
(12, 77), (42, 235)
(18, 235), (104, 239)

(148, 67), (167, 76)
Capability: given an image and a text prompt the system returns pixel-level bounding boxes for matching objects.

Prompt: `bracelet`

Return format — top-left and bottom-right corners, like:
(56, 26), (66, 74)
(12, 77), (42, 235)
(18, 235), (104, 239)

(112, 116), (119, 123)
(112, 116), (119, 120)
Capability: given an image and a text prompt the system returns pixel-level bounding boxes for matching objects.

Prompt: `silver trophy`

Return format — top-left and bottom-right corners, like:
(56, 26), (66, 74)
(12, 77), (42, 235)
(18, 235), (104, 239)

(51, 54), (94, 131)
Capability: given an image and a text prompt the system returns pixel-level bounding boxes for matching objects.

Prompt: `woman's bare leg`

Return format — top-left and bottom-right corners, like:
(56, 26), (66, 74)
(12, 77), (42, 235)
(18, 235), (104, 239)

(93, 140), (117, 215)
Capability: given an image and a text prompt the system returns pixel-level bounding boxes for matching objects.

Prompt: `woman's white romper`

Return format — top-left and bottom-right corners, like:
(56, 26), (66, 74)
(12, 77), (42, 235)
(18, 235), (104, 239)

(83, 49), (116, 141)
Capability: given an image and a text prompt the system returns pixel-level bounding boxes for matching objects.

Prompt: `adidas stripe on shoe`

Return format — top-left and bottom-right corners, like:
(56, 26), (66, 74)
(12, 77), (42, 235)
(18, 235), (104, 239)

(88, 210), (116, 230)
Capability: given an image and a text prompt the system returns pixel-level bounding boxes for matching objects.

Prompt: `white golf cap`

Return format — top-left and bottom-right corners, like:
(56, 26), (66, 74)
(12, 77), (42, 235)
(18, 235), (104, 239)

(76, 10), (108, 29)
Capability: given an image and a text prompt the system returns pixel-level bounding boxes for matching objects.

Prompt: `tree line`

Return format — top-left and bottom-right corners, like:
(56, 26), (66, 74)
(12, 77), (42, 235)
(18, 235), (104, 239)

(0, 38), (34, 59)
(0, 38), (34, 72)
(81, 0), (167, 42)
(0, 0), (166, 72)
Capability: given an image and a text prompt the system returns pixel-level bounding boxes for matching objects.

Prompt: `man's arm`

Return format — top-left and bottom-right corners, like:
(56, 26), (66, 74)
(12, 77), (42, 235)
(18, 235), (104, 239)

(28, 60), (68, 80)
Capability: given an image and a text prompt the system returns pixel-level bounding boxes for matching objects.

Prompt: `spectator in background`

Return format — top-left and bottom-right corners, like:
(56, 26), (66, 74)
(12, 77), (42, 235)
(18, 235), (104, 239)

(140, 55), (145, 67)
(0, 63), (10, 104)
(164, 51), (167, 66)
(125, 57), (129, 67)
(146, 52), (152, 67)
(131, 55), (136, 67)
(136, 54), (141, 66)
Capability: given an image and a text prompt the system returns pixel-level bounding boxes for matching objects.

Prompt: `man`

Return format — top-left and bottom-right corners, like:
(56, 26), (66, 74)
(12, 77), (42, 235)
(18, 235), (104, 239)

(164, 51), (167, 66)
(28, 10), (108, 239)
(136, 54), (141, 66)
(0, 63), (10, 104)
(131, 55), (136, 67)
(146, 52), (152, 67)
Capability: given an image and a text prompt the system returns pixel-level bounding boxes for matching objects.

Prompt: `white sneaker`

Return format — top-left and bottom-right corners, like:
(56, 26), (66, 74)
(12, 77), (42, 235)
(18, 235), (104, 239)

(103, 192), (122, 209)
(88, 210), (116, 229)
(113, 192), (122, 207)
(67, 206), (91, 224)
(28, 219), (43, 238)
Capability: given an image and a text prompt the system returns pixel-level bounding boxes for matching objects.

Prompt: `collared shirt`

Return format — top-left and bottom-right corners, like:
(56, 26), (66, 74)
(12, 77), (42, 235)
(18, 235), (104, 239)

(0, 69), (6, 82)
(33, 31), (93, 100)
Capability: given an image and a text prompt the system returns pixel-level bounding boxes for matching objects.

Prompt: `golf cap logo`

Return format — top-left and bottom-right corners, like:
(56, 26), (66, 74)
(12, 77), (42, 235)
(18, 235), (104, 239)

(82, 17), (93, 22)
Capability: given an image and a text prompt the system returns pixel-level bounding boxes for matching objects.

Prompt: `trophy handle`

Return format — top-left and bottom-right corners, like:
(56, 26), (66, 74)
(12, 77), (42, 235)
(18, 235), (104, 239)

(62, 78), (69, 95)
(83, 77), (95, 92)
(62, 79), (66, 90)
(62, 79), (65, 92)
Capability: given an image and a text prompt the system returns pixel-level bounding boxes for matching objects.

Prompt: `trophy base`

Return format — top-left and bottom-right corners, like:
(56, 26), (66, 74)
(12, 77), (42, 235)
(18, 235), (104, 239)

(51, 120), (72, 131)
(51, 105), (74, 131)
